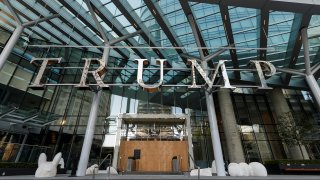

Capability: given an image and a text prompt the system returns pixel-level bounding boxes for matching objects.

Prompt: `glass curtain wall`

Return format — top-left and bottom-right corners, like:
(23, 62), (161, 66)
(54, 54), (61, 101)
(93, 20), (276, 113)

(0, 27), (112, 170)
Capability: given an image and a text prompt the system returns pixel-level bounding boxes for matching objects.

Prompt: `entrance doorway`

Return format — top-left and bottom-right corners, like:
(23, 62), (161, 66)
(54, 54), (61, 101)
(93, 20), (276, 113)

(114, 114), (194, 172)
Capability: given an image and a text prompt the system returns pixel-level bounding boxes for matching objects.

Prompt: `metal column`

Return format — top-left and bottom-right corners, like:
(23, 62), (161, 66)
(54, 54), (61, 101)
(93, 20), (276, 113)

(187, 12), (225, 176)
(76, 45), (110, 176)
(305, 75), (320, 109)
(301, 27), (320, 109)
(201, 60), (225, 176)
(0, 25), (23, 71)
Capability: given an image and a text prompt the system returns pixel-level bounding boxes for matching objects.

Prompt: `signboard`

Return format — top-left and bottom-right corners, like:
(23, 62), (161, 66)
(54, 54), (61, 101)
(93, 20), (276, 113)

(29, 58), (276, 92)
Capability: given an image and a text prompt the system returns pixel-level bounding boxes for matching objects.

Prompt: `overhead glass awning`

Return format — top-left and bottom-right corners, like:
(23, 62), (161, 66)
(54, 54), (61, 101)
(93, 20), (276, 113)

(0, 0), (320, 97)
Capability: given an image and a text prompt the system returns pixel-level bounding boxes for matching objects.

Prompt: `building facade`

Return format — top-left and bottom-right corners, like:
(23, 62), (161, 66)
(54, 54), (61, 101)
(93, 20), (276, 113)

(0, 0), (320, 175)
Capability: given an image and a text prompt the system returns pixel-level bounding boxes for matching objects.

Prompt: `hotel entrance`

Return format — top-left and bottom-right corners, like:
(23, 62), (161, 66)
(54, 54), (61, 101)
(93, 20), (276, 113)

(113, 114), (194, 173)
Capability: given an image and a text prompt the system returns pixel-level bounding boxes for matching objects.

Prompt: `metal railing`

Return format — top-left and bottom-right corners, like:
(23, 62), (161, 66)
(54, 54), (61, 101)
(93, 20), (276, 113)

(188, 153), (200, 180)
(92, 153), (112, 179)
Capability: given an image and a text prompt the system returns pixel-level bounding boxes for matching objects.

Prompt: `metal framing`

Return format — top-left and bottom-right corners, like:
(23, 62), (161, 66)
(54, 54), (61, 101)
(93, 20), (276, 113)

(111, 0), (171, 67)
(143, 0), (189, 65)
(219, 2), (240, 79)
(283, 13), (312, 84)
(258, 8), (269, 60)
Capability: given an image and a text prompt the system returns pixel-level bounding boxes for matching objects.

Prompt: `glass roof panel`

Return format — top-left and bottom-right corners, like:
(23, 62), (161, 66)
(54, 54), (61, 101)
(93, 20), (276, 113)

(191, 3), (229, 57)
(267, 11), (295, 64)
(159, 1), (199, 57)
(229, 7), (258, 64)
(308, 15), (320, 66)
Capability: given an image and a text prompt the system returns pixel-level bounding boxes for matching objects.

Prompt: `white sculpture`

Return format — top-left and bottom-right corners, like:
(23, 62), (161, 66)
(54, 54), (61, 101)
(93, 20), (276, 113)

(59, 157), (64, 169)
(228, 163), (242, 176)
(211, 160), (216, 174)
(106, 166), (118, 175)
(35, 152), (62, 178)
(86, 164), (99, 175)
(249, 162), (268, 176)
(228, 162), (268, 176)
(190, 168), (212, 176)
(238, 162), (251, 176)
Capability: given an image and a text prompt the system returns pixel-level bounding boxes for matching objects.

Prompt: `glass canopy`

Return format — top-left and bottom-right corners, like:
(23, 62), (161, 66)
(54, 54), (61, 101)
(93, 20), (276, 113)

(0, 0), (320, 93)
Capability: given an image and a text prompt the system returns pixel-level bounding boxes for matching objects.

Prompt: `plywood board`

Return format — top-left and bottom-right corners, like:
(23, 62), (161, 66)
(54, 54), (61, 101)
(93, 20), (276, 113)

(118, 140), (189, 172)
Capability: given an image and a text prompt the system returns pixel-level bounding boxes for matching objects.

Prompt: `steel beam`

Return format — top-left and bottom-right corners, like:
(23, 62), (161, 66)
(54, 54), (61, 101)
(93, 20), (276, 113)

(109, 30), (142, 46)
(305, 75), (320, 109)
(204, 83), (226, 176)
(88, 0), (148, 59)
(258, 8), (269, 60)
(182, 0), (225, 175)
(22, 14), (60, 27)
(143, 0), (189, 65)
(301, 27), (312, 75)
(180, 53), (201, 62)
(219, 2), (240, 79)
(36, 0), (106, 48)
(84, 0), (108, 42)
(17, 1), (78, 45)
(180, 1), (209, 58)
(57, 0), (129, 58)
(204, 45), (230, 62)
(301, 26), (320, 109)
(0, 25), (23, 70)
(276, 68), (305, 76)
(111, 0), (171, 67)
(3, 0), (22, 25)
(189, 0), (320, 15)
(283, 14), (312, 84)
(311, 62), (320, 75)
(76, 44), (110, 177)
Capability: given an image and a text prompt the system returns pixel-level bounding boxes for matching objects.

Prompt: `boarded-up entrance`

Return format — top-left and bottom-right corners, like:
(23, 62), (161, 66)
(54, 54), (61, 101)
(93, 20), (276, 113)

(118, 140), (188, 172)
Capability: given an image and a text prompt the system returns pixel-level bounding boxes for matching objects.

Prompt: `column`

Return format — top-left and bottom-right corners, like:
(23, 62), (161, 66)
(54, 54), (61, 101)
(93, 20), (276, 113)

(204, 91), (226, 176)
(0, 26), (24, 71)
(112, 114), (122, 168)
(201, 60), (225, 176)
(76, 46), (110, 176)
(301, 27), (320, 109)
(269, 88), (309, 159)
(185, 115), (195, 169)
(218, 89), (245, 163)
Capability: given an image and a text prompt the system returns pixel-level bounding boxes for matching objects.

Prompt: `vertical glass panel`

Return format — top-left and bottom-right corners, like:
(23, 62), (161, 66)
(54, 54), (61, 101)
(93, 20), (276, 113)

(0, 61), (16, 85)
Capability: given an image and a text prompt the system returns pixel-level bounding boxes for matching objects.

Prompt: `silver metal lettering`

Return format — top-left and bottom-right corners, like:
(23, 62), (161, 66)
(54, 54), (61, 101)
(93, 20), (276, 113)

(248, 60), (276, 89)
(76, 58), (108, 89)
(136, 59), (166, 92)
(188, 59), (235, 91)
(29, 58), (62, 90)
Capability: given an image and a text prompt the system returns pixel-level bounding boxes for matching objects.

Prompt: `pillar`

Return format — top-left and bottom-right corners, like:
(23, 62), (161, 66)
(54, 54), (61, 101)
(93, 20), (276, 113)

(201, 59), (225, 176)
(76, 45), (110, 176)
(185, 115), (195, 170)
(301, 27), (320, 109)
(269, 88), (309, 159)
(112, 114), (122, 168)
(218, 89), (245, 163)
(0, 25), (24, 71)
(204, 91), (226, 176)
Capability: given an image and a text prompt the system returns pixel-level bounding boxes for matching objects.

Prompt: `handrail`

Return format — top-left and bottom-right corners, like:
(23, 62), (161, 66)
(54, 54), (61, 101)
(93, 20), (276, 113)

(188, 153), (200, 180)
(92, 154), (112, 179)
(99, 154), (112, 167)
